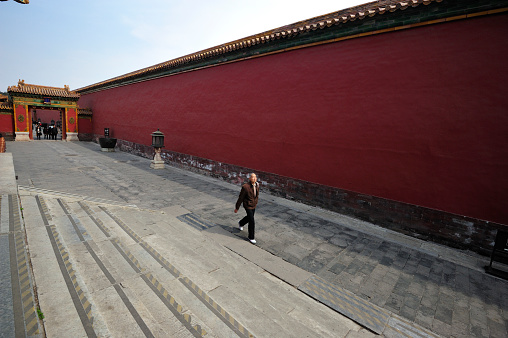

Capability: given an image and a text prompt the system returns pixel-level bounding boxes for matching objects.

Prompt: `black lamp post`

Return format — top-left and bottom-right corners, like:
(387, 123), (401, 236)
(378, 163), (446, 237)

(150, 129), (165, 169)
(151, 129), (164, 148)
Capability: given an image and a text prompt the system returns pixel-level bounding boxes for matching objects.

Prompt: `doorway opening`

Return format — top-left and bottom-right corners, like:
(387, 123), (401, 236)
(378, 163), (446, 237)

(32, 108), (63, 140)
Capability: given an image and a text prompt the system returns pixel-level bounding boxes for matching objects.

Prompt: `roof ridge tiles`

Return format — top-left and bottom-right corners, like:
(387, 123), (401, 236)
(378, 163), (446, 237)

(0, 102), (13, 109)
(8, 81), (80, 98)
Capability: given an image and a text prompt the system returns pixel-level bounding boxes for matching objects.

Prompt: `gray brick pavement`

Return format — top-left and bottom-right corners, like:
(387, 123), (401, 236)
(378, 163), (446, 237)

(0, 234), (15, 338)
(8, 141), (508, 337)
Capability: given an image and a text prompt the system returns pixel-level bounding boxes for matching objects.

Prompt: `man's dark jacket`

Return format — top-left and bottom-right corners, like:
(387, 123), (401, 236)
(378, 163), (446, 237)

(235, 182), (259, 210)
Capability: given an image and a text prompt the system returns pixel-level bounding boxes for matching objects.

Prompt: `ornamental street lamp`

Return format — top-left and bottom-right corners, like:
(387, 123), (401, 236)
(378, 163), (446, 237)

(150, 129), (165, 169)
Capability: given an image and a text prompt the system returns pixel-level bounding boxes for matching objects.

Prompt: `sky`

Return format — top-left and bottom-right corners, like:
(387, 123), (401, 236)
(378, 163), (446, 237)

(0, 0), (367, 91)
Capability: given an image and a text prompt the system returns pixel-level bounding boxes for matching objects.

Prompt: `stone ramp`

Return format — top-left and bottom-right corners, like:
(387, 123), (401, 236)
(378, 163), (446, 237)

(0, 153), (17, 195)
(18, 191), (369, 337)
(0, 194), (42, 337)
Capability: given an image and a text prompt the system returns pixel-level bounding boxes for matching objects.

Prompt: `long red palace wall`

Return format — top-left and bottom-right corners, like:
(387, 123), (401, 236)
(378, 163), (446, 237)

(78, 15), (508, 252)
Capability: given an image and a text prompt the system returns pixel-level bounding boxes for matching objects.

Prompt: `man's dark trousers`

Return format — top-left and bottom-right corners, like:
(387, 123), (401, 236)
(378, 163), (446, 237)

(239, 208), (255, 240)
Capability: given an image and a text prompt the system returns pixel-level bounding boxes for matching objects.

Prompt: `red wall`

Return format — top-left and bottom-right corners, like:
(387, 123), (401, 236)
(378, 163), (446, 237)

(35, 109), (61, 125)
(78, 117), (92, 133)
(78, 15), (508, 225)
(0, 113), (14, 133)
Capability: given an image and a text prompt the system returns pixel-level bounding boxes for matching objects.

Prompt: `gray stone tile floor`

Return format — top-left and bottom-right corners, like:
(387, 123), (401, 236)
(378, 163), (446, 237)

(8, 140), (508, 338)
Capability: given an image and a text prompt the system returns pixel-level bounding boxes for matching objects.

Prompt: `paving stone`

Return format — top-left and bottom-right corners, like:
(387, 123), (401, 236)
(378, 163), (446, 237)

(329, 262), (347, 275)
(415, 265), (431, 279)
(377, 281), (396, 295)
(391, 257), (407, 269)
(297, 256), (326, 274)
(350, 241), (367, 254)
(470, 323), (489, 338)
(418, 305), (436, 318)
(470, 305), (489, 327)
(379, 256), (394, 266)
(455, 275), (470, 294)
(359, 262), (376, 275)
(385, 294), (404, 313)
(419, 257), (434, 268)
(403, 262), (418, 274)
(312, 227), (335, 240)
(396, 249), (411, 260)
(344, 247), (361, 259)
(415, 310), (434, 330)
(428, 271), (442, 283)
(453, 293), (469, 308)
(296, 236), (321, 251)
(485, 304), (504, 324)
(451, 320), (469, 338)
(391, 285), (408, 297)
(318, 269), (340, 284)
(487, 318), (507, 338)
(400, 305), (417, 321)
(435, 306), (453, 325)
(377, 241), (391, 253)
(383, 270), (401, 286)
(404, 293), (422, 310)
(329, 235), (348, 247)
(315, 242), (344, 256)
(432, 319), (452, 337)
(338, 254), (355, 266)
(351, 273), (366, 286)
(407, 281), (425, 297)
(369, 292), (389, 308)
(344, 262), (363, 275)
(451, 305), (469, 324)
(369, 265), (388, 280)
(283, 243), (311, 261)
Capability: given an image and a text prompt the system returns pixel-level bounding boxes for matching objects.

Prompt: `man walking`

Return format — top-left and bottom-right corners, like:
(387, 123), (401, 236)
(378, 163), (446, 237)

(235, 173), (259, 244)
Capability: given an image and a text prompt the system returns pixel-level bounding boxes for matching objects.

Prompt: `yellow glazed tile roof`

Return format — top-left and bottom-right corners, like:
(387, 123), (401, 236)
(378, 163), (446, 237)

(0, 101), (13, 110)
(8, 80), (80, 98)
(77, 108), (93, 116)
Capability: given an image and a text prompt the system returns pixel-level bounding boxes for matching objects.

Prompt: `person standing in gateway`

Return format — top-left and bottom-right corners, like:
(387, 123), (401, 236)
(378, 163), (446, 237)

(235, 173), (259, 244)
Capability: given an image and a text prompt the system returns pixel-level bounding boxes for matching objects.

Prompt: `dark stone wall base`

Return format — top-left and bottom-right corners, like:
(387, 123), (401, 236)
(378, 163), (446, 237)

(93, 136), (506, 256)
(78, 133), (93, 142)
(0, 132), (15, 141)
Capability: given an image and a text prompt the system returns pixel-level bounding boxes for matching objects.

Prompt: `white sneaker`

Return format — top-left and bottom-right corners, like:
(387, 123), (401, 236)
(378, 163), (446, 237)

(249, 239), (256, 244)
(238, 222), (243, 231)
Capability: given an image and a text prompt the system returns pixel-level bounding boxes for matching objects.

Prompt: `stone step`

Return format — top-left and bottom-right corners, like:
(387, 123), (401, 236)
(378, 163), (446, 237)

(33, 195), (208, 337)
(22, 194), (109, 337)
(20, 191), (371, 337)
(89, 203), (364, 337)
(0, 194), (42, 337)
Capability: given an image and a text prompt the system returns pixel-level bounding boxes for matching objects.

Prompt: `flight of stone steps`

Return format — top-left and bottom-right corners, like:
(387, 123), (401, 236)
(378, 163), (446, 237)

(12, 189), (363, 337)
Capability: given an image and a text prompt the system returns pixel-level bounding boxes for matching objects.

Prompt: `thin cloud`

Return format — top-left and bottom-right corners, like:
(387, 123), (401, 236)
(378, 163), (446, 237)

(0, 0), (366, 90)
